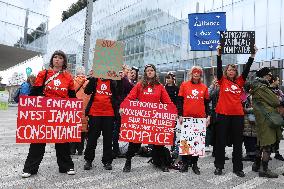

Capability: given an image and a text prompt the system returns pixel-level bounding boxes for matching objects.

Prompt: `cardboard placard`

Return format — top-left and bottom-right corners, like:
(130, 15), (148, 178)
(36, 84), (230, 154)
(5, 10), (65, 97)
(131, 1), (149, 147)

(220, 31), (255, 54)
(0, 91), (9, 110)
(119, 100), (177, 145)
(188, 12), (226, 51)
(93, 39), (123, 80)
(16, 96), (83, 143)
(179, 117), (206, 157)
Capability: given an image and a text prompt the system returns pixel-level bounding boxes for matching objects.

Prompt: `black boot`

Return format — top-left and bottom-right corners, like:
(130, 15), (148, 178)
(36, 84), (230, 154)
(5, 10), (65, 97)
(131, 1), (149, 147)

(84, 161), (92, 170)
(179, 162), (189, 172)
(192, 163), (200, 175)
(259, 161), (278, 178)
(252, 156), (261, 172)
(123, 159), (131, 172)
(179, 156), (189, 172)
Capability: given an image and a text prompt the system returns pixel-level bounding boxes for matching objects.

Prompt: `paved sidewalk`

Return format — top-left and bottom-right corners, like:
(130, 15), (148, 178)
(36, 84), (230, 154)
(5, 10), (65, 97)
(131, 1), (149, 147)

(0, 107), (284, 189)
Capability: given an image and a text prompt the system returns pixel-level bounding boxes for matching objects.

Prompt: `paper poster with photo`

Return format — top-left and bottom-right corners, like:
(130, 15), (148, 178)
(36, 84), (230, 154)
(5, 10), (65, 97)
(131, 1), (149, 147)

(119, 100), (177, 145)
(93, 39), (123, 80)
(16, 96), (83, 143)
(220, 31), (255, 54)
(0, 91), (9, 110)
(179, 117), (206, 156)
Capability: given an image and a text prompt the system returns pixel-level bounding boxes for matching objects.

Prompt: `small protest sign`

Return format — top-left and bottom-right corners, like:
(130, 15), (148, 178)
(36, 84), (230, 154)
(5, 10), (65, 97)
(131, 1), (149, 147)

(0, 91), (9, 110)
(189, 12), (226, 51)
(220, 31), (255, 54)
(93, 39), (123, 80)
(16, 96), (83, 143)
(119, 100), (177, 145)
(179, 117), (206, 157)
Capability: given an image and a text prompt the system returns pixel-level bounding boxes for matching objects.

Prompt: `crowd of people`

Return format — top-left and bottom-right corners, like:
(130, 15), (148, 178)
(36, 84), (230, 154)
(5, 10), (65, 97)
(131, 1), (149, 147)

(20, 47), (284, 179)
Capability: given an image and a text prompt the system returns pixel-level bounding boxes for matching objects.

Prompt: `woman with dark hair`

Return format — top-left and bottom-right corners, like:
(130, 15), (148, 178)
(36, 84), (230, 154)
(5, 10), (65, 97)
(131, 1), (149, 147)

(122, 64), (173, 172)
(213, 46), (257, 177)
(250, 68), (282, 178)
(165, 72), (179, 106)
(130, 66), (139, 84)
(22, 50), (76, 178)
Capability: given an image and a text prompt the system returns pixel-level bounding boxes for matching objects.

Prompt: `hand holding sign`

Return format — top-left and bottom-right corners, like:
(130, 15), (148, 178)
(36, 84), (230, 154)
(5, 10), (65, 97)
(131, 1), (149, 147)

(250, 45), (258, 58)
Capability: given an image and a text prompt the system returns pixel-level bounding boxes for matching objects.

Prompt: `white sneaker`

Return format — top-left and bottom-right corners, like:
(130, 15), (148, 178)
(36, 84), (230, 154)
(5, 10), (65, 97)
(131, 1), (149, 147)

(21, 172), (31, 178)
(67, 169), (75, 175)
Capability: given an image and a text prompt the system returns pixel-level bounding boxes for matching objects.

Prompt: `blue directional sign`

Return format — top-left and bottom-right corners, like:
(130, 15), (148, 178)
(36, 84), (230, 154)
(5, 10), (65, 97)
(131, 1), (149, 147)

(188, 12), (226, 51)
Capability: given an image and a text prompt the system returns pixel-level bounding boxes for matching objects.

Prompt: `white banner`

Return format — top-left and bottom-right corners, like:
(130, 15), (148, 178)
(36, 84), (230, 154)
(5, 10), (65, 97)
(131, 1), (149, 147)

(179, 117), (206, 157)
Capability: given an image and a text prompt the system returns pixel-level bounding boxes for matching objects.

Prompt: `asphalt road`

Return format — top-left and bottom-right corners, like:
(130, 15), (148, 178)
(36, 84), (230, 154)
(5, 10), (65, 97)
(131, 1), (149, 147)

(1, 107), (284, 189)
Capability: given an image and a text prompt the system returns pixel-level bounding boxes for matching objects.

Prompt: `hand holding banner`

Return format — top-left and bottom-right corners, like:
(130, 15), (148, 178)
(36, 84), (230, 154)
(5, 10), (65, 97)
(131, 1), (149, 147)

(179, 117), (206, 157)
(93, 39), (123, 80)
(119, 100), (177, 145)
(16, 96), (83, 143)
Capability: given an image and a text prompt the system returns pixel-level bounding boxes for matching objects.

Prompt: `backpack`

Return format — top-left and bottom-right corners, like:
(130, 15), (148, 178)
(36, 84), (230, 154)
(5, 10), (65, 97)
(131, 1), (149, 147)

(148, 147), (172, 167)
(13, 87), (21, 103)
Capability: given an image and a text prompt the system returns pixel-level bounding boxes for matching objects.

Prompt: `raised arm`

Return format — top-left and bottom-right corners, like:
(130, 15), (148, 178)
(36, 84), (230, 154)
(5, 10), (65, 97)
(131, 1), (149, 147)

(217, 46), (223, 80)
(242, 46), (258, 80)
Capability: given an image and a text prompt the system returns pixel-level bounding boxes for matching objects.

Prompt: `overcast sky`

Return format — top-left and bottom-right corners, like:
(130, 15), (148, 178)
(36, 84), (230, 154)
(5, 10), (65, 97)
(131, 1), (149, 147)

(49, 0), (78, 30)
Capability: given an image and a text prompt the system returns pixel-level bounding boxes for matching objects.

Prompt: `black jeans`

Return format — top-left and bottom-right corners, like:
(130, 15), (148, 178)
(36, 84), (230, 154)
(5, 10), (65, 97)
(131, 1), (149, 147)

(70, 132), (87, 154)
(112, 116), (121, 154)
(84, 116), (114, 164)
(214, 114), (244, 171)
(243, 136), (257, 156)
(23, 143), (74, 174)
(126, 143), (166, 164)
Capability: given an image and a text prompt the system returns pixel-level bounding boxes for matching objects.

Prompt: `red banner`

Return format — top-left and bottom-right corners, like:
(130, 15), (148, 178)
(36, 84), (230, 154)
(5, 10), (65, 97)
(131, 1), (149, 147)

(16, 96), (83, 143)
(119, 100), (177, 145)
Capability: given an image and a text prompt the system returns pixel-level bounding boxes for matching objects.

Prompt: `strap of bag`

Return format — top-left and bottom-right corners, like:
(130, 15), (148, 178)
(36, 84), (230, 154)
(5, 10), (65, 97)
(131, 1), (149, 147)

(44, 71), (61, 86)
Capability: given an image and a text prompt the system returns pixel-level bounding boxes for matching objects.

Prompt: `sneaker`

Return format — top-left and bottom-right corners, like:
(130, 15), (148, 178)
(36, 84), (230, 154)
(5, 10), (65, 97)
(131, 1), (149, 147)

(67, 169), (75, 175)
(21, 172), (31, 178)
(103, 163), (112, 170)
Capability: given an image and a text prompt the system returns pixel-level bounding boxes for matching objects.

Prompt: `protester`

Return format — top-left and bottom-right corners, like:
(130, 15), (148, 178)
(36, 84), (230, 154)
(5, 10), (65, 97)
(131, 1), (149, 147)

(22, 50), (76, 178)
(130, 66), (139, 85)
(269, 75), (284, 161)
(122, 64), (174, 172)
(83, 71), (121, 171)
(20, 75), (36, 95)
(250, 67), (283, 178)
(165, 72), (179, 106)
(70, 66), (90, 155)
(177, 66), (210, 175)
(164, 72), (180, 165)
(213, 45), (257, 177)
(242, 83), (257, 162)
(113, 64), (134, 158)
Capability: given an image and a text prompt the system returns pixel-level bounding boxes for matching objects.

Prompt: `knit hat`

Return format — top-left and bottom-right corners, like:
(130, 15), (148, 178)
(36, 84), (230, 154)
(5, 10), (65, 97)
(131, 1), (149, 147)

(256, 67), (271, 78)
(144, 64), (156, 72)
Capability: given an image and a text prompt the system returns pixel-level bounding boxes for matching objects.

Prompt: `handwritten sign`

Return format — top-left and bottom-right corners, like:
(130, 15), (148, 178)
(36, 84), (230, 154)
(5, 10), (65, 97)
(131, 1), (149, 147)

(189, 12), (226, 51)
(16, 96), (83, 143)
(220, 31), (255, 54)
(0, 91), (9, 110)
(119, 100), (177, 145)
(179, 117), (206, 156)
(93, 39), (123, 80)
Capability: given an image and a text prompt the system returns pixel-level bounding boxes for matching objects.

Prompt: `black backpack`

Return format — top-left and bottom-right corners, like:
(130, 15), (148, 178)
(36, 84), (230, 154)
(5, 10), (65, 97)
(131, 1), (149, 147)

(148, 147), (172, 167)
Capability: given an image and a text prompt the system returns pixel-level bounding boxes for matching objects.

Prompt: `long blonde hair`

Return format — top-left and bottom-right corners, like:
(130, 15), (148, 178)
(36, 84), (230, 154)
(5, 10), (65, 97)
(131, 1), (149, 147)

(188, 66), (203, 83)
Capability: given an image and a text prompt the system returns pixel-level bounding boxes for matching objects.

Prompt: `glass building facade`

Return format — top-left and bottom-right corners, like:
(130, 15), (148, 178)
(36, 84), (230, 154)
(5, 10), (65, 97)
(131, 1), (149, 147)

(0, 0), (49, 53)
(44, 0), (284, 85)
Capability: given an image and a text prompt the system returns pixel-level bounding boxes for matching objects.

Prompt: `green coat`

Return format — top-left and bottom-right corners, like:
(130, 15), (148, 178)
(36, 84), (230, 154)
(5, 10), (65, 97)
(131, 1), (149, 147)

(251, 78), (282, 147)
